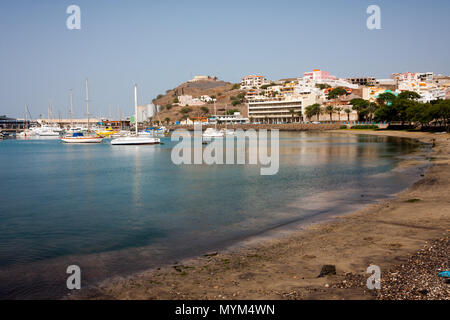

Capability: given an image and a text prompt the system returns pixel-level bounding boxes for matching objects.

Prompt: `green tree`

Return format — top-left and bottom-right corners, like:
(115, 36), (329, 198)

(398, 91), (421, 101)
(173, 97), (179, 104)
(180, 107), (192, 114)
(350, 98), (369, 120)
(325, 105), (334, 121)
(344, 108), (352, 121)
(164, 117), (171, 125)
(376, 92), (397, 106)
(200, 106), (209, 114)
(231, 83), (240, 90)
(305, 104), (322, 121)
(335, 107), (343, 121)
(327, 87), (347, 100)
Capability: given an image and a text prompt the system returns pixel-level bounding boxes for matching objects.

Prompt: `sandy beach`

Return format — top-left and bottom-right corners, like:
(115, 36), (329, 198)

(72, 130), (450, 300)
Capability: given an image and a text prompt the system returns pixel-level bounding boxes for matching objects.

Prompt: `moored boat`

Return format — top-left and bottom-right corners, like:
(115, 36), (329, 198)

(111, 84), (161, 146)
(111, 135), (160, 145)
(61, 132), (103, 143)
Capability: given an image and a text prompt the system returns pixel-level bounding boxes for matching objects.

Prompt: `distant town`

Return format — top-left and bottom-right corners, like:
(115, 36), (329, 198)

(1, 69), (450, 131)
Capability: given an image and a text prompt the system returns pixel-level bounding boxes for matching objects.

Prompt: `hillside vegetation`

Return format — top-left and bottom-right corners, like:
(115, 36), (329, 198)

(151, 79), (247, 124)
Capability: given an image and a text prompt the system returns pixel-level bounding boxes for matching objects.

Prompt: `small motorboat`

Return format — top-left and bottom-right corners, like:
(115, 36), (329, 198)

(96, 127), (118, 137)
(61, 132), (103, 144)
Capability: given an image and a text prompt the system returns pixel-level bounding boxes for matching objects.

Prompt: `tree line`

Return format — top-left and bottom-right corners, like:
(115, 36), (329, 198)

(304, 87), (450, 130)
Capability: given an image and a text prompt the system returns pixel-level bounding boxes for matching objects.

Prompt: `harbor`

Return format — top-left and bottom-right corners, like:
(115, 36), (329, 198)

(1, 0), (449, 306)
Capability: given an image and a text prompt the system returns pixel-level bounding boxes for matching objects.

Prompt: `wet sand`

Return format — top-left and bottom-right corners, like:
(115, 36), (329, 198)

(72, 130), (450, 300)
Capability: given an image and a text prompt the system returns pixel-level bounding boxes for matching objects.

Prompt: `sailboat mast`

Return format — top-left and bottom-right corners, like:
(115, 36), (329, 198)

(118, 105), (122, 131)
(214, 99), (217, 130)
(48, 99), (51, 124)
(85, 78), (90, 133)
(134, 84), (138, 135)
(70, 89), (73, 128)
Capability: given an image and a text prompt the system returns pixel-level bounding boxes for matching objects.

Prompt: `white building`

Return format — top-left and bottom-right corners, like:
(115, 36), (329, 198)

(214, 112), (249, 124)
(200, 95), (214, 103)
(247, 96), (306, 124)
(398, 81), (445, 103)
(241, 75), (270, 89)
(178, 95), (205, 106)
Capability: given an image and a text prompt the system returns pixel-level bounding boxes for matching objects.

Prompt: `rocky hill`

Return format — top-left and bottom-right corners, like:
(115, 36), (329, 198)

(151, 79), (247, 124)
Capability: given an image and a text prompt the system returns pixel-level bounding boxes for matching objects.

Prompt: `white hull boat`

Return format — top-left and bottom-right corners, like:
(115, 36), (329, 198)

(202, 128), (224, 138)
(111, 84), (161, 146)
(61, 132), (103, 143)
(111, 136), (160, 145)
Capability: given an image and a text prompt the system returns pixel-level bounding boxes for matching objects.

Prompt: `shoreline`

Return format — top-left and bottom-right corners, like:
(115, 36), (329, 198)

(71, 130), (449, 300)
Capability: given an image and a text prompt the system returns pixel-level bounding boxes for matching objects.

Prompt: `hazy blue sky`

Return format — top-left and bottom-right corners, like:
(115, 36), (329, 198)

(1, 0), (449, 118)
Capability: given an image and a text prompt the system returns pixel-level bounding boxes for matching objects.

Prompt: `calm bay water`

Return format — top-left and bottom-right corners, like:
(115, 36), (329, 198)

(0, 132), (422, 299)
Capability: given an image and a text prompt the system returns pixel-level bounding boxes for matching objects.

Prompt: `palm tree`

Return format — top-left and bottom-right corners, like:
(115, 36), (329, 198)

(289, 109), (295, 123)
(367, 102), (378, 122)
(165, 117), (170, 125)
(296, 110), (303, 122)
(325, 105), (334, 121)
(335, 107), (343, 121)
(305, 104), (322, 122)
(328, 87), (347, 121)
(344, 108), (352, 122)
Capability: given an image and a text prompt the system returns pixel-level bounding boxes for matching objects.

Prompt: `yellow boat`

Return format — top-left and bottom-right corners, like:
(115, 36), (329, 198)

(96, 127), (118, 137)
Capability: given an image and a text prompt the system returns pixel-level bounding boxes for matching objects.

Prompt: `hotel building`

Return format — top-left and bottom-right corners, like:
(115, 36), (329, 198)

(247, 94), (322, 124)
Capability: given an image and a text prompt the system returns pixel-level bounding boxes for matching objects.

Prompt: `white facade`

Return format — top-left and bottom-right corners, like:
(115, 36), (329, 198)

(178, 95), (205, 106)
(214, 112), (249, 124)
(241, 75), (270, 89)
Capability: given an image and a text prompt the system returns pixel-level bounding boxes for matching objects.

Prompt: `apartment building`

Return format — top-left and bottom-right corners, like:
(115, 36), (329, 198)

(248, 98), (304, 123)
(346, 77), (377, 86)
(241, 75), (270, 89)
(303, 69), (337, 81)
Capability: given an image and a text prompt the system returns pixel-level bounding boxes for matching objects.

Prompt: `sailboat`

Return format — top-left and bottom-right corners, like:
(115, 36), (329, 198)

(61, 79), (104, 143)
(17, 105), (36, 137)
(111, 84), (160, 145)
(202, 99), (223, 140)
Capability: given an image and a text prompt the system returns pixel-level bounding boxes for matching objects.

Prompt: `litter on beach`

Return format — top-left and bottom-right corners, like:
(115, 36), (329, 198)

(438, 271), (450, 278)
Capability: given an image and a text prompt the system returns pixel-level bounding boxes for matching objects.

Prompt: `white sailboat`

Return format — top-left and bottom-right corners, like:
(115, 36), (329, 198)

(111, 84), (160, 145)
(203, 99), (223, 140)
(61, 79), (104, 144)
(17, 105), (36, 137)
